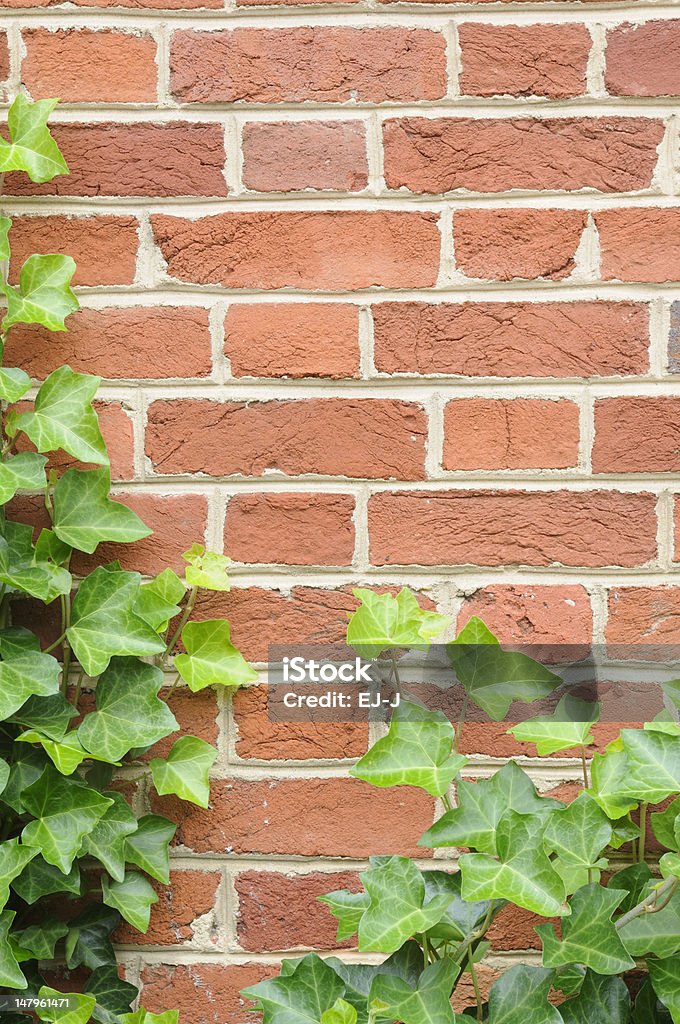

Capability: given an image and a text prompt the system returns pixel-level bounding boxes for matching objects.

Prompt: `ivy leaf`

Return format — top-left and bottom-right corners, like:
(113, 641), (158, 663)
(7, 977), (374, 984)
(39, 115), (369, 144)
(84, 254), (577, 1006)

(17, 729), (116, 776)
(559, 972), (631, 1024)
(12, 919), (68, 960)
(618, 885), (680, 958)
(589, 749), (640, 819)
(174, 619), (257, 691)
(2, 255), (78, 334)
(78, 657), (178, 762)
(621, 729), (680, 799)
(65, 907), (119, 971)
(1, 746), (46, 815)
(0, 758), (8, 796)
(182, 544), (231, 591)
(326, 942), (424, 1017)
(318, 890), (370, 943)
(448, 643), (561, 722)
(660, 851), (680, 879)
(460, 810), (568, 917)
(633, 979), (673, 1024)
(0, 910), (26, 989)
(120, 1013), (179, 1024)
(420, 761), (562, 855)
(124, 814), (176, 885)
(84, 965), (138, 1018)
(102, 871), (158, 934)
(652, 797), (680, 852)
(10, 692), (77, 741)
(508, 695), (599, 755)
(68, 570), (166, 676)
(543, 792), (612, 871)
(11, 855), (81, 904)
(486, 965), (561, 1024)
(611, 863), (654, 915)
(321, 999), (357, 1024)
(0, 521), (72, 603)
(451, 616), (498, 646)
(20, 765), (114, 872)
(369, 957), (459, 1024)
(36, 988), (97, 1024)
(0, 839), (38, 912)
(80, 793), (138, 883)
(135, 569), (185, 633)
(150, 736), (217, 808)
(242, 952), (345, 1024)
(349, 701), (466, 798)
(53, 468), (151, 553)
(347, 588), (448, 659)
(0, 652), (61, 721)
(0, 452), (47, 505)
(0, 95), (68, 182)
(536, 883), (634, 974)
(423, 869), (498, 944)
(357, 857), (453, 953)
(649, 957), (680, 1024)
(9, 366), (107, 467)
(0, 215), (10, 260)
(0, 366), (32, 404)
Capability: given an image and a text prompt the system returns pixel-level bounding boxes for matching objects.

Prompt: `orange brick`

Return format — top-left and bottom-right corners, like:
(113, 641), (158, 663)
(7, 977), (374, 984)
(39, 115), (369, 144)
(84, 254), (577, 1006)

(458, 585), (593, 645)
(597, 209), (680, 283)
(606, 588), (680, 645)
(454, 209), (586, 281)
(140, 963), (275, 1024)
(225, 493), (355, 566)
(116, 869), (222, 945)
(9, 216), (139, 287)
(242, 121), (367, 192)
(594, 397), (680, 472)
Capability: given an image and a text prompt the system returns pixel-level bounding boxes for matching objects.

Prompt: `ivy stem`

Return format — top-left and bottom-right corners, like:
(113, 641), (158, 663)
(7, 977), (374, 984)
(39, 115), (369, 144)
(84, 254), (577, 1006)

(164, 585), (198, 661)
(453, 695), (468, 755)
(60, 591), (72, 694)
(638, 803), (648, 863)
(441, 792), (453, 813)
(579, 745), (589, 789)
(468, 953), (483, 1023)
(615, 875), (678, 929)
(44, 630), (67, 654)
(74, 668), (84, 709)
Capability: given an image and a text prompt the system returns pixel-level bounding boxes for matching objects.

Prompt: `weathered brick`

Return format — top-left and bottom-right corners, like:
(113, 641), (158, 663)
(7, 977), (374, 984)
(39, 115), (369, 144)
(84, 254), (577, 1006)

(21, 29), (157, 102)
(170, 28), (446, 103)
(242, 121), (368, 192)
(151, 211), (440, 289)
(459, 23), (590, 98)
(5, 307), (212, 381)
(444, 399), (580, 470)
(458, 585), (593, 645)
(153, 777), (434, 857)
(372, 302), (649, 377)
(454, 209), (586, 281)
(232, 685), (368, 761)
(383, 117), (663, 193)
(606, 588), (680, 645)
(596, 210), (680, 283)
(140, 963), (275, 1024)
(368, 490), (657, 567)
(606, 22), (680, 97)
(225, 493), (355, 565)
(594, 397), (680, 472)
(116, 869), (222, 945)
(0, 33), (9, 93)
(9, 216), (139, 286)
(7, 124), (227, 198)
(153, 687), (219, 761)
(224, 304), (360, 379)
(145, 399), (427, 480)
(235, 869), (361, 951)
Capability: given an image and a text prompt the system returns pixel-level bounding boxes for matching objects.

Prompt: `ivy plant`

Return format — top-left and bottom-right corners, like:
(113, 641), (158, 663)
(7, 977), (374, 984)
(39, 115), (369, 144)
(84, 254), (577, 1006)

(0, 96), (256, 1023)
(244, 588), (680, 1024)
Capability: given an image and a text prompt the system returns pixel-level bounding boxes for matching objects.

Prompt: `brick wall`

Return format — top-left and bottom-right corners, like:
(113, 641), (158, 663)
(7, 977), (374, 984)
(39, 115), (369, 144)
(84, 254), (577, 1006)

(2, 0), (679, 1016)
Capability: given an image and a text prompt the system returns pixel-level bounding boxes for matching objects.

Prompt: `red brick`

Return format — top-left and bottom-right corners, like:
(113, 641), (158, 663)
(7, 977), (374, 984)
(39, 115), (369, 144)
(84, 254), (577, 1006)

(5, 307), (212, 381)
(242, 121), (367, 192)
(459, 23), (590, 99)
(22, 29), (157, 102)
(594, 397), (680, 472)
(368, 490), (657, 567)
(235, 869), (361, 952)
(73, 493), (208, 576)
(372, 301), (649, 377)
(116, 869), (222, 945)
(9, 216), (138, 286)
(488, 904), (547, 950)
(170, 29), (446, 103)
(10, 0), (220, 7)
(152, 687), (219, 762)
(606, 22), (680, 97)
(151, 212), (440, 289)
(454, 209), (586, 281)
(383, 117), (663, 193)
(443, 399), (580, 470)
(145, 399), (427, 480)
(675, 502), (680, 561)
(0, 33), (9, 93)
(225, 493), (355, 566)
(7, 124), (226, 198)
(153, 777), (434, 857)
(140, 963), (274, 1024)
(452, 967), (499, 1014)
(232, 685), (368, 761)
(606, 588), (680, 645)
(458, 585), (593, 645)
(597, 210), (680, 283)
(225, 304), (359, 379)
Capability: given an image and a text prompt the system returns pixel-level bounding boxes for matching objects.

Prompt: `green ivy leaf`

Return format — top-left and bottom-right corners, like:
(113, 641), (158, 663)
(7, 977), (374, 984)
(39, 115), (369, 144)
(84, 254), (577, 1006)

(420, 761), (562, 855)
(1, 746), (46, 814)
(124, 814), (176, 885)
(321, 999), (357, 1024)
(459, 809), (568, 917)
(20, 765), (114, 872)
(242, 952), (345, 1024)
(357, 857), (453, 953)
(448, 643), (561, 722)
(318, 890), (370, 943)
(11, 855), (81, 905)
(9, 366), (107, 467)
(508, 695), (599, 755)
(0, 96), (68, 182)
(78, 657), (178, 762)
(2, 255), (78, 333)
(0, 839), (38, 912)
(423, 870), (497, 944)
(347, 588), (449, 659)
(9, 692), (77, 741)
(17, 729), (116, 776)
(0, 215), (10, 260)
(543, 792), (612, 872)
(536, 883), (634, 974)
(369, 957), (459, 1024)
(174, 619), (257, 691)
(486, 965), (561, 1024)
(652, 797), (680, 852)
(182, 544), (231, 591)
(559, 972), (631, 1024)
(102, 871), (158, 934)
(451, 616), (498, 646)
(68, 571), (166, 676)
(621, 729), (680, 800)
(349, 701), (466, 798)
(0, 367), (31, 405)
(0, 652), (61, 721)
(150, 735), (217, 808)
(12, 919), (68, 960)
(53, 468), (151, 553)
(649, 957), (680, 1024)
(0, 911), (26, 989)
(80, 793), (138, 883)
(0, 452), (47, 505)
(589, 749), (640, 819)
(135, 569), (185, 633)
(65, 907), (119, 972)
(0, 521), (72, 603)
(618, 885), (680, 958)
(120, 1012), (179, 1024)
(84, 965), (138, 1019)
(633, 979), (673, 1024)
(36, 987), (97, 1024)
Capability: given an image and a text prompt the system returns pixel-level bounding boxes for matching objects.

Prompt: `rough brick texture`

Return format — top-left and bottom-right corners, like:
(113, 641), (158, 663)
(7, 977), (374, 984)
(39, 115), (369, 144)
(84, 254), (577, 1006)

(6, 2), (679, 1016)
